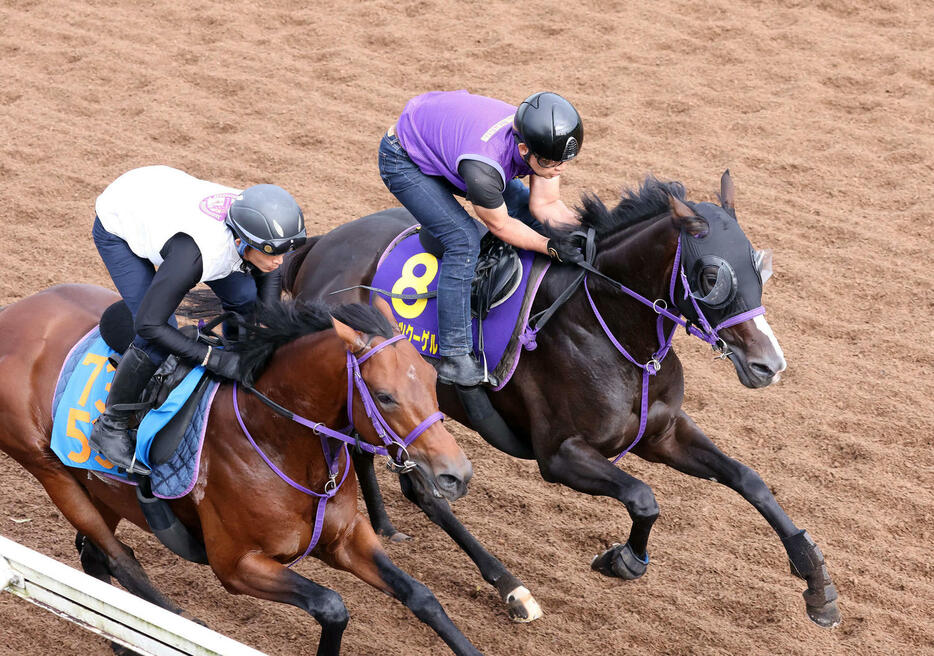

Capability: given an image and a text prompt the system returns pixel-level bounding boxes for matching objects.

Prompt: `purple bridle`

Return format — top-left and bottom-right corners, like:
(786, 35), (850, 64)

(580, 235), (764, 461)
(230, 333), (443, 566)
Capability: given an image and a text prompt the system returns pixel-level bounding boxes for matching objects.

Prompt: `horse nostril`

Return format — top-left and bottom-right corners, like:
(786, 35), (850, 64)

(437, 474), (463, 496)
(749, 361), (774, 379)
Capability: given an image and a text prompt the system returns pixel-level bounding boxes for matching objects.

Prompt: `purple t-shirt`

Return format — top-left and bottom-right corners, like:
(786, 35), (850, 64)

(395, 90), (533, 192)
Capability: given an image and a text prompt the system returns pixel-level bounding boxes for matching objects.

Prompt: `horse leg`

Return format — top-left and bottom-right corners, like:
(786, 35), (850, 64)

(398, 473), (542, 622)
(539, 436), (659, 580)
(75, 527), (140, 656)
(641, 412), (840, 627)
(74, 529), (151, 656)
(214, 550), (349, 656)
(31, 466), (184, 614)
(323, 514), (483, 656)
(350, 447), (409, 541)
(76, 530), (112, 584)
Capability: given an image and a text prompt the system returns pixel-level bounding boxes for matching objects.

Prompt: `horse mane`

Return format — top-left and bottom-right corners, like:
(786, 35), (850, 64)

(233, 299), (393, 384)
(549, 176), (687, 240)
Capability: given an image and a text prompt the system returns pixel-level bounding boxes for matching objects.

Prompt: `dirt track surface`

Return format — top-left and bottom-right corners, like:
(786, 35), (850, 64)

(1, 1), (932, 654)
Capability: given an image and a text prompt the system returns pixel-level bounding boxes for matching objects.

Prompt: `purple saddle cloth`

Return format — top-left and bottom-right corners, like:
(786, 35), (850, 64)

(370, 226), (550, 390)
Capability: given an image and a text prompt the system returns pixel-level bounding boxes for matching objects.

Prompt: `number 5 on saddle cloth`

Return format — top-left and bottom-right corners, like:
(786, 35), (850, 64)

(50, 308), (219, 500)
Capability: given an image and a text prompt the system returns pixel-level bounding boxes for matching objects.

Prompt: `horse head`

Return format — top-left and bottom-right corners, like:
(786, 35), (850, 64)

(669, 171), (786, 388)
(332, 297), (472, 502)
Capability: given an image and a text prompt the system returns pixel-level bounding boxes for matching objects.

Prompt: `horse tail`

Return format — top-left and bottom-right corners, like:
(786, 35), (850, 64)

(281, 236), (320, 294)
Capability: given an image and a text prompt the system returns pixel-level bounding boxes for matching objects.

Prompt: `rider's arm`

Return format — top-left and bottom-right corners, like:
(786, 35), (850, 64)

(459, 159), (549, 254)
(134, 232), (209, 364)
(252, 268), (282, 307)
(474, 204), (549, 254)
(528, 174), (578, 226)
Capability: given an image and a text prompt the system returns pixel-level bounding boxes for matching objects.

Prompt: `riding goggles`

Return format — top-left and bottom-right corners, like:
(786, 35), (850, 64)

(248, 234), (307, 256)
(533, 154), (570, 169)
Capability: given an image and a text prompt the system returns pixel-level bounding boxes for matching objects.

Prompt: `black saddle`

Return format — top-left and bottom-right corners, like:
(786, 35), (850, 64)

(418, 228), (522, 320)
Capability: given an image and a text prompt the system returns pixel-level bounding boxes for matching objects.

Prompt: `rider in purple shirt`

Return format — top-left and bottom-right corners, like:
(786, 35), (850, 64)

(379, 90), (584, 386)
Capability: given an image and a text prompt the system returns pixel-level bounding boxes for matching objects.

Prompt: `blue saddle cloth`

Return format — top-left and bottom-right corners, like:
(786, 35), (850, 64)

(370, 227), (550, 388)
(51, 327), (220, 498)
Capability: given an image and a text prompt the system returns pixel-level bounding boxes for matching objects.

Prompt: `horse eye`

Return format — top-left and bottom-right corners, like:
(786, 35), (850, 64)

(375, 392), (396, 406)
(700, 266), (719, 293)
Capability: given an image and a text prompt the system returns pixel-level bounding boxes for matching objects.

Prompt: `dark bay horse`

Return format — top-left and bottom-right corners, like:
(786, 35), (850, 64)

(283, 172), (840, 628)
(0, 284), (483, 655)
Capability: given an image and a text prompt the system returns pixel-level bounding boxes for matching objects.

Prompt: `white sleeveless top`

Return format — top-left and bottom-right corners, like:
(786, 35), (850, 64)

(95, 166), (245, 282)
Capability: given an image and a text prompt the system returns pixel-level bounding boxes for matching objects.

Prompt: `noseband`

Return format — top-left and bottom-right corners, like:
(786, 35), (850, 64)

(231, 333), (443, 566)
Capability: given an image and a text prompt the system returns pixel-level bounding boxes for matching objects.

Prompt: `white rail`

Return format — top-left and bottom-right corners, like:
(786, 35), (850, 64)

(0, 534), (267, 656)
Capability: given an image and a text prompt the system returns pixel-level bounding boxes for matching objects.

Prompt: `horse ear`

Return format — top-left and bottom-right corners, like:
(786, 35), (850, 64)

(668, 194), (708, 237)
(331, 317), (368, 352)
(719, 169), (736, 217)
(373, 296), (399, 333)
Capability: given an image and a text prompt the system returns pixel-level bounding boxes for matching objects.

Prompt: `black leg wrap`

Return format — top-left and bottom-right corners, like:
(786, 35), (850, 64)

(136, 477), (208, 564)
(782, 529), (824, 580)
(591, 542), (649, 580)
(781, 530), (841, 627)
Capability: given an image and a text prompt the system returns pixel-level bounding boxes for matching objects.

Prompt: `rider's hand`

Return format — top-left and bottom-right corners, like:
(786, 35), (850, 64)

(546, 235), (584, 264)
(204, 347), (245, 383)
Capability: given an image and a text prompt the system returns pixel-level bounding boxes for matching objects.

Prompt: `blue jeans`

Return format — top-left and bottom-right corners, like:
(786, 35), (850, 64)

(378, 133), (542, 356)
(92, 217), (257, 363)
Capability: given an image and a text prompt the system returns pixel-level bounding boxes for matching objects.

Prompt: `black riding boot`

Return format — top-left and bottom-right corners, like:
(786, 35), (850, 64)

(436, 353), (485, 387)
(87, 344), (158, 475)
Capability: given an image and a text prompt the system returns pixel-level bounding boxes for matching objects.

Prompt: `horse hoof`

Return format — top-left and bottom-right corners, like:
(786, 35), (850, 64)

(388, 530), (412, 543)
(807, 598), (842, 628)
(505, 586), (542, 623)
(590, 543), (649, 580)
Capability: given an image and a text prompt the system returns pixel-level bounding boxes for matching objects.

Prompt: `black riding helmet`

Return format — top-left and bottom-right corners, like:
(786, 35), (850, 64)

(226, 184), (306, 255)
(514, 92), (583, 163)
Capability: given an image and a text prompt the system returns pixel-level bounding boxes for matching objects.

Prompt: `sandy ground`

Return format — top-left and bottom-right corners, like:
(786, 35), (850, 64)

(0, 0), (932, 654)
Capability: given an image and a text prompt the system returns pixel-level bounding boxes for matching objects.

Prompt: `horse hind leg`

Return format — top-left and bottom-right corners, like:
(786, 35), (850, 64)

(76, 531), (112, 583)
(75, 530), (149, 656)
(355, 447), (539, 622)
(33, 466), (184, 615)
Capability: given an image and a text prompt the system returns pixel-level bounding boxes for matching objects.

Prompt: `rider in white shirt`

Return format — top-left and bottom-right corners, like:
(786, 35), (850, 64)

(89, 165), (307, 475)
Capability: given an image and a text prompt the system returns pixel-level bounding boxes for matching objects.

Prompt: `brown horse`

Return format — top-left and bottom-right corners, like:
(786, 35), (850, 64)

(0, 284), (482, 656)
(283, 172), (841, 629)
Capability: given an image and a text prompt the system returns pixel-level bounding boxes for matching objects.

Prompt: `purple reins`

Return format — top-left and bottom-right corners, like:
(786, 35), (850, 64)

(231, 333), (443, 567)
(581, 237), (764, 461)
